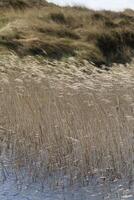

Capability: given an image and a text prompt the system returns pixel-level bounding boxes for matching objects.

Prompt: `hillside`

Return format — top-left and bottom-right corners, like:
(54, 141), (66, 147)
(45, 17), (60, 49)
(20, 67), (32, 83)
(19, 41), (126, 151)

(0, 1), (134, 67)
(0, 0), (48, 8)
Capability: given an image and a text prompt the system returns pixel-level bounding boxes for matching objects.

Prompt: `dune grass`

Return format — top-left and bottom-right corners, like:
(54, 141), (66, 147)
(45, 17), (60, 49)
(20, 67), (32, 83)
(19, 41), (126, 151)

(0, 2), (134, 66)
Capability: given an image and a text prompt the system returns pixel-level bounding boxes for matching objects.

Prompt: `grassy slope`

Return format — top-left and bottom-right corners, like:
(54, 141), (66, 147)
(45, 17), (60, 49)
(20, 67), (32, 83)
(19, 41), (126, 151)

(0, 1), (134, 66)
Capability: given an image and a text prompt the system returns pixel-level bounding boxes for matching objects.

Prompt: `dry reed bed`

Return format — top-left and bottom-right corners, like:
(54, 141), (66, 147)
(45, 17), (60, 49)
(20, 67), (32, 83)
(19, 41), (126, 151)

(0, 55), (133, 187)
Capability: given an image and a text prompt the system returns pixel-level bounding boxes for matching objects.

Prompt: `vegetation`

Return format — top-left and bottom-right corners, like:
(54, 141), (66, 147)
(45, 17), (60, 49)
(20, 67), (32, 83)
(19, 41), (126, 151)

(0, 1), (133, 193)
(0, 55), (133, 187)
(0, 0), (48, 9)
(0, 1), (134, 66)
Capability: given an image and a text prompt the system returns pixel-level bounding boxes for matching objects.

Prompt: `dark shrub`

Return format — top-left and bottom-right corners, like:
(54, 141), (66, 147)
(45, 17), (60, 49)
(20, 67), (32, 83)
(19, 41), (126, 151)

(50, 13), (66, 24)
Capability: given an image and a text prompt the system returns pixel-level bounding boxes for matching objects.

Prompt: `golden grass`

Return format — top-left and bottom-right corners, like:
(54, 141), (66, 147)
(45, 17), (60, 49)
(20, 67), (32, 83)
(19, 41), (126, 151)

(0, 3), (134, 66)
(0, 55), (133, 187)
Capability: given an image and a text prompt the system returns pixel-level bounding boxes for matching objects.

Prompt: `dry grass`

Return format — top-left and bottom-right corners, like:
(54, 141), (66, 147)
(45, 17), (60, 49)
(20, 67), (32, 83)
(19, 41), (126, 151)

(0, 55), (133, 187)
(0, 0), (48, 9)
(0, 2), (134, 66)
(0, 0), (133, 190)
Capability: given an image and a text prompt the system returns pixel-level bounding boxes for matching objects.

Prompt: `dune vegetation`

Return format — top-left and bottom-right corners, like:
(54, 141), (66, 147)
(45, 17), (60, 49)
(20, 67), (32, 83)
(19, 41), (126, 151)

(0, 1), (133, 198)
(0, 0), (134, 66)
